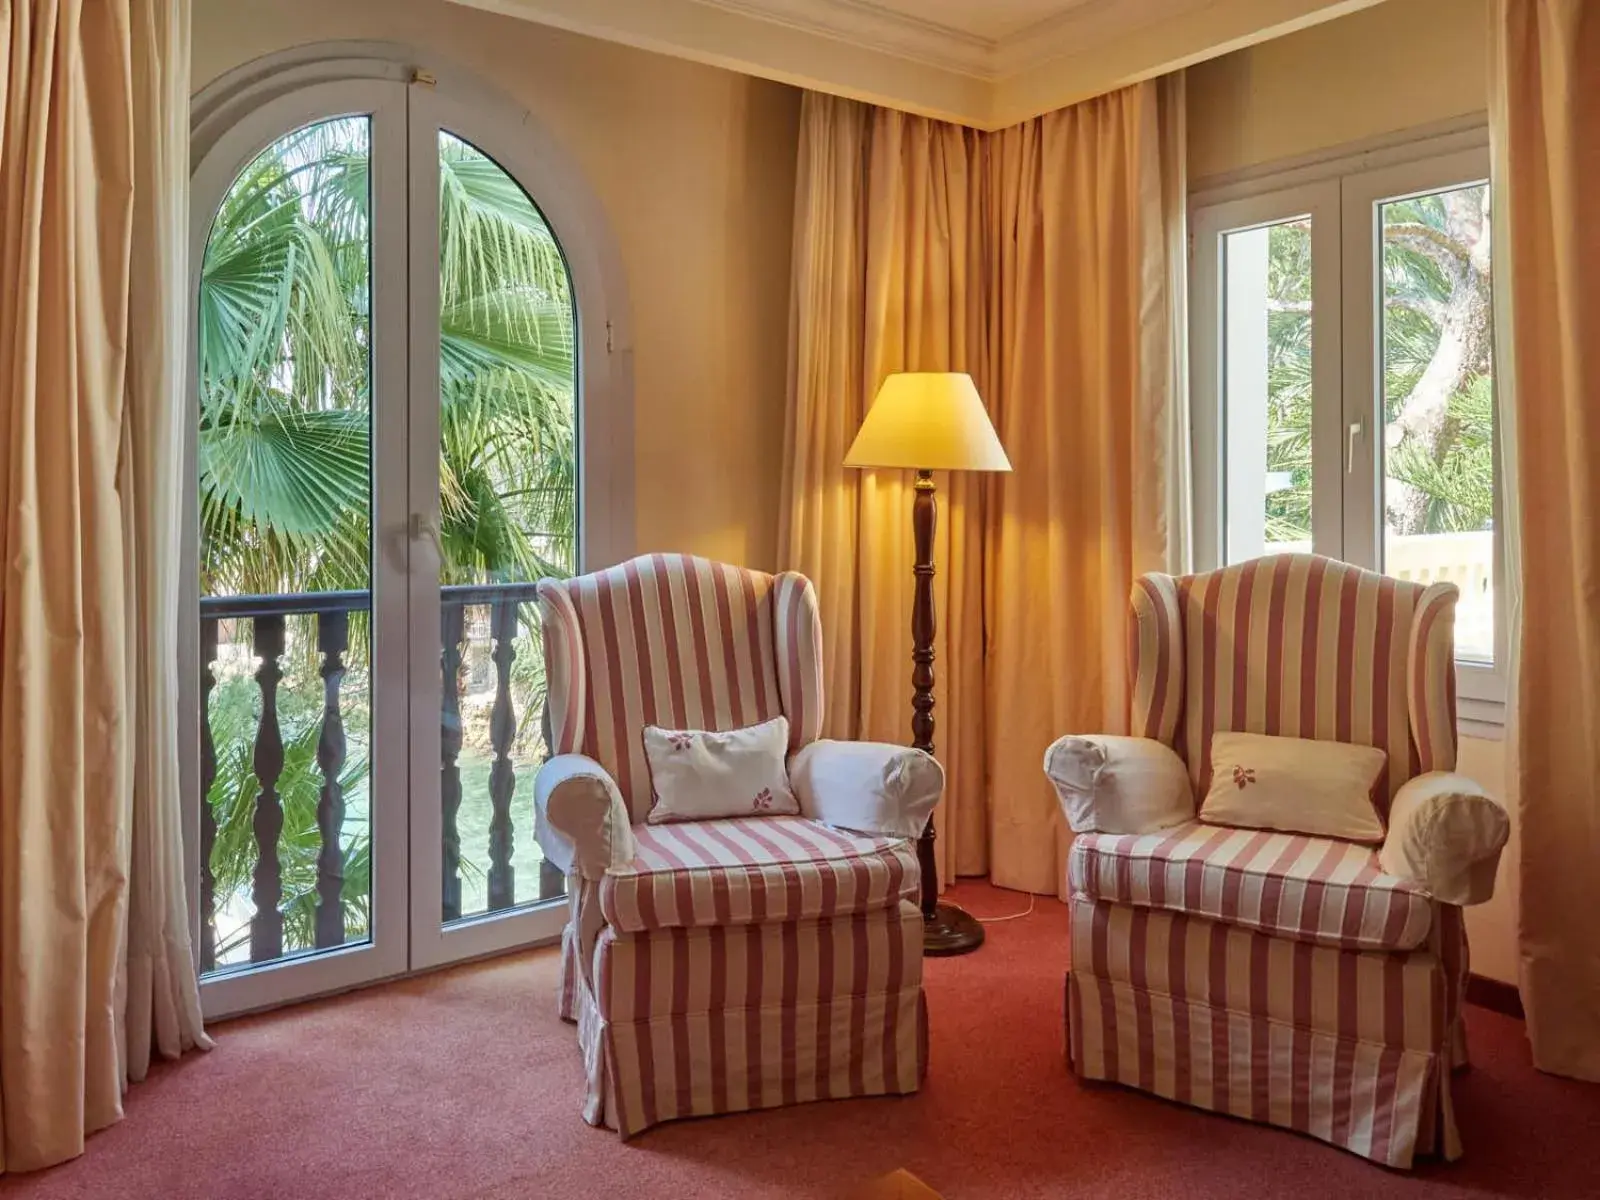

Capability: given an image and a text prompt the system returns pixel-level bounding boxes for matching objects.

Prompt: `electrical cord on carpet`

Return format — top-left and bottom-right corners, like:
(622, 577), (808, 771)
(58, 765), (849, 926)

(976, 893), (1037, 923)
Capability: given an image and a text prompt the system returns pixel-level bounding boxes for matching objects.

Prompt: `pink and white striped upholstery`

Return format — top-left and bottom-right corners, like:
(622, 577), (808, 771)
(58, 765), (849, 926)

(1067, 900), (1468, 1168)
(539, 555), (826, 823)
(582, 902), (926, 1137)
(1070, 554), (1473, 1167)
(1069, 823), (1434, 952)
(538, 555), (925, 1138)
(1129, 554), (1459, 813)
(599, 817), (918, 933)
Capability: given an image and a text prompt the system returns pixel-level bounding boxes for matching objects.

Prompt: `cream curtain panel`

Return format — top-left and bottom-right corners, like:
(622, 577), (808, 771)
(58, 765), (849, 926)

(782, 96), (992, 879)
(780, 80), (1188, 895)
(983, 85), (1188, 892)
(0, 0), (209, 1174)
(1490, 0), (1600, 1082)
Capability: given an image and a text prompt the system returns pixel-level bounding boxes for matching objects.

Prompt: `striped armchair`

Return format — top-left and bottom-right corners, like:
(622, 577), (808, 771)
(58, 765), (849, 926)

(1045, 554), (1509, 1168)
(533, 554), (941, 1138)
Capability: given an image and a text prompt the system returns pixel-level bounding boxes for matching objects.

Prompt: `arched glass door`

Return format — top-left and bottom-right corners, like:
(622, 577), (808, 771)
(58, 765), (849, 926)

(406, 104), (579, 970)
(190, 76), (580, 1014)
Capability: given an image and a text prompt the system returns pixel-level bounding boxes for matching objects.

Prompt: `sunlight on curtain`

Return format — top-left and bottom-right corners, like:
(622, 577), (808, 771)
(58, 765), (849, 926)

(0, 0), (209, 1173)
(780, 80), (1188, 893)
(1489, 0), (1600, 1082)
(781, 95), (991, 881)
(984, 78), (1189, 895)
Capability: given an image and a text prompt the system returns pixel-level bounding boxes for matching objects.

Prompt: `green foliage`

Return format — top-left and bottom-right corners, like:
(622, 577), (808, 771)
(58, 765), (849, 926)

(1387, 373), (1494, 532)
(1264, 221), (1314, 544)
(1259, 186), (1494, 543)
(436, 133), (576, 586)
(198, 121), (577, 596)
(207, 673), (372, 957)
(1379, 188), (1494, 536)
(198, 121), (374, 596)
(197, 119), (577, 962)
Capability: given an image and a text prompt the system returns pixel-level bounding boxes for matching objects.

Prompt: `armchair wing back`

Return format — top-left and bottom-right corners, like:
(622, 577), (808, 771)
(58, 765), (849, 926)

(1129, 553), (1459, 814)
(536, 553), (824, 822)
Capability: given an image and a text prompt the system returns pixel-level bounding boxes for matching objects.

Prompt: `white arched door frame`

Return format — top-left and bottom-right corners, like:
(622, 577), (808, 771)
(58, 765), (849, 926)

(183, 47), (634, 1015)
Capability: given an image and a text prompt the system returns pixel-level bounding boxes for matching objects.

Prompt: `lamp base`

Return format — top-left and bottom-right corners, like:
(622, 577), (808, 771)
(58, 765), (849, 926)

(923, 902), (985, 956)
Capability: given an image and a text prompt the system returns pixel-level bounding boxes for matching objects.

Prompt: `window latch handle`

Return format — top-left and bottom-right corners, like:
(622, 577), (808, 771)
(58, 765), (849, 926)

(1347, 420), (1364, 474)
(410, 512), (443, 555)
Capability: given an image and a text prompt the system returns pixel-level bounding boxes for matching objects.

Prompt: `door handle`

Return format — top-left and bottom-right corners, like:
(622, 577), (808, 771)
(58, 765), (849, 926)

(410, 512), (444, 556)
(1347, 420), (1364, 474)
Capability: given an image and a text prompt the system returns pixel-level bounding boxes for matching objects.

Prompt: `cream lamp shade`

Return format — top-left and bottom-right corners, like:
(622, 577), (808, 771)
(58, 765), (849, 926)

(843, 372), (1012, 473)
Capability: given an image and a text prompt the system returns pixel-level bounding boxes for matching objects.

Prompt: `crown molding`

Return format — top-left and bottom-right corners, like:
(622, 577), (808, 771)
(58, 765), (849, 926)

(990, 0), (1385, 128)
(447, 0), (1389, 130)
(693, 0), (994, 77)
(691, 0), (1116, 80)
(451, 0), (990, 123)
(989, 0), (1185, 77)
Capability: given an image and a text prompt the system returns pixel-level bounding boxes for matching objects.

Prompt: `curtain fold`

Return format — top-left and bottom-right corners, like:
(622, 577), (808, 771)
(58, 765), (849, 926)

(780, 80), (1188, 892)
(985, 77), (1188, 894)
(781, 95), (991, 880)
(1489, 0), (1600, 1081)
(0, 0), (208, 1175)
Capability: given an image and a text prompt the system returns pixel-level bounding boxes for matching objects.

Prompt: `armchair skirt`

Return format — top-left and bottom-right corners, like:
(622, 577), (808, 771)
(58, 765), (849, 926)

(559, 815), (927, 1135)
(567, 897), (926, 1137)
(1067, 898), (1467, 1168)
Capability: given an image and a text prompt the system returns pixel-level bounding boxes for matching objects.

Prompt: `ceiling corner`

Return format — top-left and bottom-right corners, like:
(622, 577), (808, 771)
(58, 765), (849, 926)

(449, 0), (1397, 132)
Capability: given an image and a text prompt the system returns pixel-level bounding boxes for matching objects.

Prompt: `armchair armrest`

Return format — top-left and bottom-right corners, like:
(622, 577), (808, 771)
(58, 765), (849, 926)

(534, 754), (636, 880)
(1044, 734), (1194, 835)
(787, 740), (943, 838)
(1379, 771), (1509, 905)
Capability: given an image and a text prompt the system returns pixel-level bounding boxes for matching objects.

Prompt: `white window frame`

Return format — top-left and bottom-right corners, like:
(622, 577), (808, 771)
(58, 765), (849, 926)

(1190, 180), (1344, 570)
(184, 77), (414, 1018)
(1190, 122), (1505, 737)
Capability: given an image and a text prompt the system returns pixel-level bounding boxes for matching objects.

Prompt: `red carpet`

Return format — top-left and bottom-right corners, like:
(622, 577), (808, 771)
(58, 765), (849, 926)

(6, 882), (1599, 1199)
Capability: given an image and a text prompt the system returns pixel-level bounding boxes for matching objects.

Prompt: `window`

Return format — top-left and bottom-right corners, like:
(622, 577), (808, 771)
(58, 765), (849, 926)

(1192, 132), (1503, 729)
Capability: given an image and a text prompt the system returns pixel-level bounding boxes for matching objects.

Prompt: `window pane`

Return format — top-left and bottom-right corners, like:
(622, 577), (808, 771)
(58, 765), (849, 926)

(1378, 183), (1494, 663)
(436, 132), (577, 923)
(197, 116), (374, 971)
(1222, 218), (1314, 563)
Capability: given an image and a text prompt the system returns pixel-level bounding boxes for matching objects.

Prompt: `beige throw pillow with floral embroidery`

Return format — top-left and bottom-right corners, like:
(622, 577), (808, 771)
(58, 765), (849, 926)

(1201, 731), (1388, 843)
(643, 715), (801, 824)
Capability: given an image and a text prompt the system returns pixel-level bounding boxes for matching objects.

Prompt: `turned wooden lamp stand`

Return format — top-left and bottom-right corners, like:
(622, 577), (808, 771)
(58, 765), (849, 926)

(844, 373), (1011, 956)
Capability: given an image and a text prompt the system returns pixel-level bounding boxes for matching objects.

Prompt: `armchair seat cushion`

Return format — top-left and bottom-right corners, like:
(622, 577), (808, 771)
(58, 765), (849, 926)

(599, 816), (918, 933)
(1069, 822), (1434, 952)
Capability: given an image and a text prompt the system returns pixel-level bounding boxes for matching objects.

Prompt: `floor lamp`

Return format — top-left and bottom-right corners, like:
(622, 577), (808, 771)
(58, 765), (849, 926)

(844, 373), (1012, 956)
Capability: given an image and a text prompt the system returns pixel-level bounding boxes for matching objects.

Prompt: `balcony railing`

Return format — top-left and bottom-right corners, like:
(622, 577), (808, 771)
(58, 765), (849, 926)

(199, 583), (565, 975)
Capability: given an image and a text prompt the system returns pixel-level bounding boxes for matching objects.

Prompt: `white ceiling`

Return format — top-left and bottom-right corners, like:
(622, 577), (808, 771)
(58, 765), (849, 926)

(451, 0), (1387, 128)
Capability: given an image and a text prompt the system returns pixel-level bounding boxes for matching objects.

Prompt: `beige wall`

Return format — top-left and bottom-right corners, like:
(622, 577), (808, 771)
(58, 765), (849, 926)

(1188, 0), (1517, 983)
(193, 0), (800, 570)
(1187, 0), (1488, 182)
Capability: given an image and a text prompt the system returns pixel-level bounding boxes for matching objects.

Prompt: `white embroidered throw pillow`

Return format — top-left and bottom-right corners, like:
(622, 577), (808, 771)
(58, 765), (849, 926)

(642, 715), (800, 824)
(1201, 731), (1387, 843)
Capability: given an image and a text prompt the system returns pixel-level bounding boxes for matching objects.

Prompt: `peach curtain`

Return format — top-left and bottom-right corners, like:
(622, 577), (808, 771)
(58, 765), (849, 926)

(780, 81), (1188, 893)
(0, 0), (209, 1174)
(985, 79), (1189, 894)
(1489, 0), (1600, 1081)
(781, 94), (992, 880)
